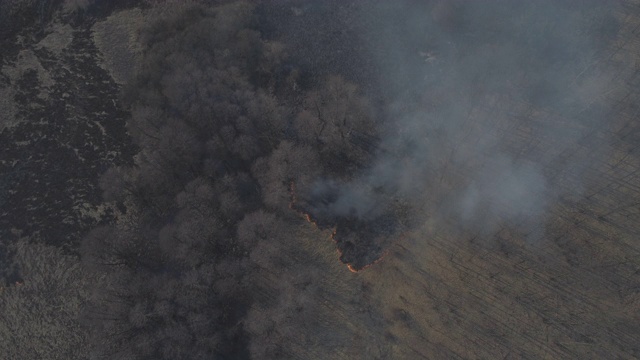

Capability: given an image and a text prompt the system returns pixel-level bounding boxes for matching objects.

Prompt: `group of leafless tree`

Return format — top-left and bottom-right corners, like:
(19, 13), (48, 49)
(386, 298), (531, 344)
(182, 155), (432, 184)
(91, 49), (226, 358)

(77, 2), (380, 358)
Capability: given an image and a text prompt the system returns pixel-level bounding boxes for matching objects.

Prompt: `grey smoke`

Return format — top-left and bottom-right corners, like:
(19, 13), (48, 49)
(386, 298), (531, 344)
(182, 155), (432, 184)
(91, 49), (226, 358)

(310, 1), (619, 235)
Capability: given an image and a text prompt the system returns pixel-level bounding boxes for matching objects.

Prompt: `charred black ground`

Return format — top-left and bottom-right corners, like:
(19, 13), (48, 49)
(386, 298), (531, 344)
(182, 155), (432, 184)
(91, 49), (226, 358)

(291, 181), (405, 271)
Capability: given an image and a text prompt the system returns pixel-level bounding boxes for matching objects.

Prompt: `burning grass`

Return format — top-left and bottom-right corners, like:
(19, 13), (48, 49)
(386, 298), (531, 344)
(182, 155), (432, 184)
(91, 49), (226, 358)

(289, 181), (404, 271)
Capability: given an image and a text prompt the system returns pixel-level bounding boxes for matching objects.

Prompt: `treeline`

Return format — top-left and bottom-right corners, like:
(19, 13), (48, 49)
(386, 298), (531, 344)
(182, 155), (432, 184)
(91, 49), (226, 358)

(1, 1), (379, 358)
(77, 2), (378, 358)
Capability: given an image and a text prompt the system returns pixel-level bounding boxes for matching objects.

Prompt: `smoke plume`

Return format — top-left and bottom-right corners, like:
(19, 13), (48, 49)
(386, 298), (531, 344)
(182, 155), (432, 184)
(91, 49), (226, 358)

(305, 0), (619, 239)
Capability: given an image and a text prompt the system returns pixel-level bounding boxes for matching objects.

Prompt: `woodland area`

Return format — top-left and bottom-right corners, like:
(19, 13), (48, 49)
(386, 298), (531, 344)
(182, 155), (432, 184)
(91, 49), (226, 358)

(1, 0), (639, 359)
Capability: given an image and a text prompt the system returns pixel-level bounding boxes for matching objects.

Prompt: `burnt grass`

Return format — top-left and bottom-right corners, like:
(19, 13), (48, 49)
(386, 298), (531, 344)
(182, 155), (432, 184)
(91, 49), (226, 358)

(292, 194), (400, 271)
(333, 214), (398, 270)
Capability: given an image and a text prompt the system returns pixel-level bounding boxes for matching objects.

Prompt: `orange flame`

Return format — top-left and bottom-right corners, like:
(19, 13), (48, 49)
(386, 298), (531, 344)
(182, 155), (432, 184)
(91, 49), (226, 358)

(289, 181), (394, 273)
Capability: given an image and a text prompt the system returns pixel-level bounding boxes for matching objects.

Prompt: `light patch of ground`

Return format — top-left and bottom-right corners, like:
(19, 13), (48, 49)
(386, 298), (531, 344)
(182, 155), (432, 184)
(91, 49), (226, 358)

(5, 49), (55, 89)
(1, 47), (54, 119)
(73, 201), (110, 222)
(91, 8), (146, 85)
(36, 22), (74, 55)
